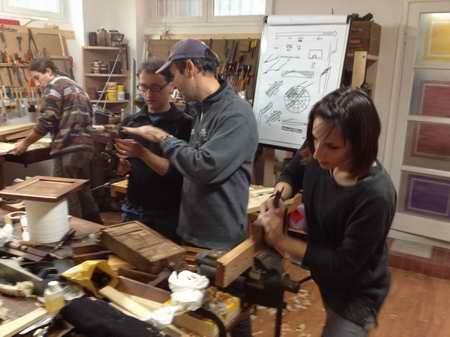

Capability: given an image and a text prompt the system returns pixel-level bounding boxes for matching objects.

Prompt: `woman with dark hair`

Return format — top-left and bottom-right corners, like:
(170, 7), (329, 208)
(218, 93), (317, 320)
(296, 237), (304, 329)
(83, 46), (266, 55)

(257, 87), (396, 337)
(11, 57), (102, 223)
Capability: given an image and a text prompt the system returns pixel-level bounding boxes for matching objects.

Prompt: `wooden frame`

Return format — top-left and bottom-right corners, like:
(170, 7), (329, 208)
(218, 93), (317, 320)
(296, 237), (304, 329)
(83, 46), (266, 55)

(0, 176), (87, 202)
(406, 174), (450, 218)
(411, 80), (450, 159)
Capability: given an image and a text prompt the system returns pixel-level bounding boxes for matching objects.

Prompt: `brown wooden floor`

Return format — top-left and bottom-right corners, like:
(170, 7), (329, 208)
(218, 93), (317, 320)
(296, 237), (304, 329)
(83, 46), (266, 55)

(252, 264), (450, 337)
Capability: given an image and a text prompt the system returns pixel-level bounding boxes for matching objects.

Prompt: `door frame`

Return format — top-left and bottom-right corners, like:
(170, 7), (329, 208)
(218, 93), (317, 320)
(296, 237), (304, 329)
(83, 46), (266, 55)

(384, 0), (450, 241)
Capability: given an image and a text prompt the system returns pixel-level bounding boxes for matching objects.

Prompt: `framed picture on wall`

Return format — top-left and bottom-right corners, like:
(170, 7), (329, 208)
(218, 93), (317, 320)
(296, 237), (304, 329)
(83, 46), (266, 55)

(412, 80), (450, 159)
(406, 174), (450, 218)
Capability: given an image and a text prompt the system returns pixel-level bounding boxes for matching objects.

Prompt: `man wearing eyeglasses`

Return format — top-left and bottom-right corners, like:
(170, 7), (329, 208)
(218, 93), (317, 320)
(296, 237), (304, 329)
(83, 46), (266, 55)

(115, 58), (192, 242)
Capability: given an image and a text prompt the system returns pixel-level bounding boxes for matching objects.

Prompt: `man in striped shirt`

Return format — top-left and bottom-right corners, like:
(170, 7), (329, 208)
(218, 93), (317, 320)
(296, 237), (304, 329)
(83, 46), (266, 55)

(11, 58), (102, 223)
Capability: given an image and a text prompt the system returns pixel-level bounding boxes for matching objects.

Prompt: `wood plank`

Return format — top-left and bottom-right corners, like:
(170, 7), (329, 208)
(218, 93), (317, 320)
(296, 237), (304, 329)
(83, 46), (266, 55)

(0, 307), (48, 337)
(351, 51), (368, 88)
(215, 238), (257, 288)
(115, 276), (170, 303)
(99, 285), (151, 319)
(121, 281), (220, 337)
(0, 123), (34, 137)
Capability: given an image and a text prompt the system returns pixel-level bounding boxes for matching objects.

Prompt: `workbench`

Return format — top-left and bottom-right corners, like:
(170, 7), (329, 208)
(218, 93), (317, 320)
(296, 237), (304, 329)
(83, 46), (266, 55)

(0, 206), (104, 333)
(111, 179), (284, 215)
(0, 206), (246, 337)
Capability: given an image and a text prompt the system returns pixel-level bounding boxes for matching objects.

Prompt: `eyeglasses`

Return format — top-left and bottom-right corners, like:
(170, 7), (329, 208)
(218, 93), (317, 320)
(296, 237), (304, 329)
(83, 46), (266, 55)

(137, 82), (169, 93)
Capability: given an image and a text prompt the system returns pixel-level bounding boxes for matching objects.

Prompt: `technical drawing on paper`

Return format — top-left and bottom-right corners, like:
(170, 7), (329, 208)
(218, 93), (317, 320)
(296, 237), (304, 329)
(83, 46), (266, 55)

(263, 55), (301, 74)
(284, 81), (313, 114)
(254, 22), (348, 148)
(281, 70), (314, 79)
(266, 80), (284, 97)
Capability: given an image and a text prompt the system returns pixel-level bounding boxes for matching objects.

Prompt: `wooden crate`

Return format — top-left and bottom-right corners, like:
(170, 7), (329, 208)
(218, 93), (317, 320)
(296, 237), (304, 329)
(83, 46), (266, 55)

(100, 221), (185, 274)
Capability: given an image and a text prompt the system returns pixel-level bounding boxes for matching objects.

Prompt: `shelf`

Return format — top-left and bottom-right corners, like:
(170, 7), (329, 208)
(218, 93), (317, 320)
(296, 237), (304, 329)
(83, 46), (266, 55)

(406, 115), (450, 125)
(83, 46), (121, 51)
(0, 63), (29, 67)
(401, 165), (450, 179)
(85, 73), (128, 78)
(90, 100), (129, 104)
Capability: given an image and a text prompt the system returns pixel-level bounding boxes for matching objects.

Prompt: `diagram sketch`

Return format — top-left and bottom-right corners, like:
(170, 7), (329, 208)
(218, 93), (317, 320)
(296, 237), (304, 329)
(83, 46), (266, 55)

(282, 118), (304, 127)
(266, 80), (284, 97)
(284, 81), (313, 113)
(258, 102), (274, 123)
(282, 125), (303, 134)
(263, 55), (301, 74)
(265, 110), (282, 124)
(281, 70), (314, 79)
(253, 16), (350, 149)
(309, 49), (323, 59)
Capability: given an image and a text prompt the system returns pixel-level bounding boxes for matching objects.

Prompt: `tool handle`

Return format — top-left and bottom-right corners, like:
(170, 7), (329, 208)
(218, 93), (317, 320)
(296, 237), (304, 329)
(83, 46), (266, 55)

(273, 187), (284, 208)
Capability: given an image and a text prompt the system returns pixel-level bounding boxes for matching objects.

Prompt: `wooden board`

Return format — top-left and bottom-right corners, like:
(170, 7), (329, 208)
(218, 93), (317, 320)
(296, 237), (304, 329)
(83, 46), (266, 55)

(0, 176), (87, 202)
(0, 123), (34, 138)
(101, 221), (185, 274)
(0, 307), (48, 337)
(215, 238), (258, 288)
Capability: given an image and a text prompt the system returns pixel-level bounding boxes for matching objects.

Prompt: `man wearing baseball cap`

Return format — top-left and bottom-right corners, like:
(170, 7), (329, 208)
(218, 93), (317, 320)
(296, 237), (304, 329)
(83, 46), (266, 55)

(123, 39), (258, 335)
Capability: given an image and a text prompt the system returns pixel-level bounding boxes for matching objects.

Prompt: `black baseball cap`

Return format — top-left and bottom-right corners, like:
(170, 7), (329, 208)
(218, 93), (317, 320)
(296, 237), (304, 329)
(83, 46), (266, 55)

(156, 38), (218, 73)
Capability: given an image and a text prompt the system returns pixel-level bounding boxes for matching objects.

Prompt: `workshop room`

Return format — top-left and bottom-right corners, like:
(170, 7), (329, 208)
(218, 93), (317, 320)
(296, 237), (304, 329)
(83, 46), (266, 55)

(0, 0), (449, 336)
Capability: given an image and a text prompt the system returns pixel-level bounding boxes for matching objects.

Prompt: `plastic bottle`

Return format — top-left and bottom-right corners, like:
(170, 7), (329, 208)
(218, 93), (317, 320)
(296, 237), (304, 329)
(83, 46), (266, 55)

(43, 280), (65, 313)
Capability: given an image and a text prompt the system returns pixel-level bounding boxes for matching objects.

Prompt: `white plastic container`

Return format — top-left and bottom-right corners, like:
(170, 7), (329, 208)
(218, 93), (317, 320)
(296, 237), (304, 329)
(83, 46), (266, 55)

(25, 199), (69, 243)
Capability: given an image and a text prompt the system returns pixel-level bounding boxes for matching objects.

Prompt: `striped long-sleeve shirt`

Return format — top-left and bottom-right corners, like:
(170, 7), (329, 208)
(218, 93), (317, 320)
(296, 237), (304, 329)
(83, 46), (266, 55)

(34, 76), (94, 156)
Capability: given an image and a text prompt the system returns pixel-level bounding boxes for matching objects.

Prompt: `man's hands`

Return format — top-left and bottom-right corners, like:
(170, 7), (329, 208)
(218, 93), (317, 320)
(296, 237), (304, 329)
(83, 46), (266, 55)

(117, 157), (131, 175)
(121, 125), (169, 143)
(9, 139), (29, 156)
(115, 138), (145, 159)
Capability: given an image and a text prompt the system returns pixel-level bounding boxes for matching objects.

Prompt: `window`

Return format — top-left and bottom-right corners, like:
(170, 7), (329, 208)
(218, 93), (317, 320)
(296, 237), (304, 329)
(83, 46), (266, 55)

(157, 0), (204, 17)
(154, 0), (270, 20)
(3, 0), (65, 19)
(214, 0), (266, 16)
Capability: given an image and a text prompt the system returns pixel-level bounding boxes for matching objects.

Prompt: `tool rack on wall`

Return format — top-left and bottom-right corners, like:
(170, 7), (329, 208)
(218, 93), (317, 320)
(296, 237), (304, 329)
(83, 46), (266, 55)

(144, 33), (261, 107)
(0, 24), (72, 122)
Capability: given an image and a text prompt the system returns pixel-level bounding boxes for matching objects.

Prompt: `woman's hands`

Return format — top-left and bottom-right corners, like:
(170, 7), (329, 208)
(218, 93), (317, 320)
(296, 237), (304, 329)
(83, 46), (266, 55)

(256, 197), (286, 248)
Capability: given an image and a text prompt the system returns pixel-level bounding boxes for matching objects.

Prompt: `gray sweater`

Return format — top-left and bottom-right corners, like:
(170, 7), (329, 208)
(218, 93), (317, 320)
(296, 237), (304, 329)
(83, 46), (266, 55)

(161, 82), (258, 249)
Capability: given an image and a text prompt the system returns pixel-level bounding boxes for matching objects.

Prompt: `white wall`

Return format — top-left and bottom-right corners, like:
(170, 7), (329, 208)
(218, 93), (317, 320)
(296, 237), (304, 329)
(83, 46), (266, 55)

(273, 0), (404, 164)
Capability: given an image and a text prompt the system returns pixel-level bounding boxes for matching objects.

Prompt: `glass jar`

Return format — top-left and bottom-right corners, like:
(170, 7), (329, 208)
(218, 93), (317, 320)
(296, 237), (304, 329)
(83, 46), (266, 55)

(43, 280), (65, 313)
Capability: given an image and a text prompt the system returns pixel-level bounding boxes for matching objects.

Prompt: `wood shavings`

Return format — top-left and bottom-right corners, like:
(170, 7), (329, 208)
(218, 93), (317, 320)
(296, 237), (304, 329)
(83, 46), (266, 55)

(0, 299), (8, 321)
(0, 281), (34, 297)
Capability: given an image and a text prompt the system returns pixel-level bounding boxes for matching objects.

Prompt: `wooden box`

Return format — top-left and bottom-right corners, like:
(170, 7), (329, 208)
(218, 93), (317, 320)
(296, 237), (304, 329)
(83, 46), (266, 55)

(100, 221), (185, 274)
(348, 21), (381, 56)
